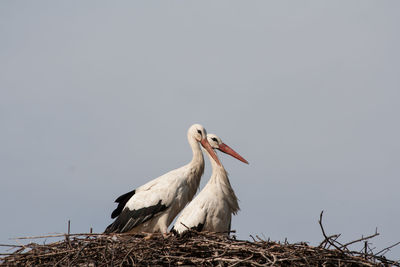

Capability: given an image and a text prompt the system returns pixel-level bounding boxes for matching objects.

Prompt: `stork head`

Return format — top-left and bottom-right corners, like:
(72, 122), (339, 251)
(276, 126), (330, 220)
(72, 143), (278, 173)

(188, 124), (221, 166)
(188, 123), (207, 142)
(207, 134), (249, 164)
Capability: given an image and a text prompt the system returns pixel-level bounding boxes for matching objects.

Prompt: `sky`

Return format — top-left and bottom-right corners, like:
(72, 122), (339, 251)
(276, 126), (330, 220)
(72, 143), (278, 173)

(1, 0), (399, 260)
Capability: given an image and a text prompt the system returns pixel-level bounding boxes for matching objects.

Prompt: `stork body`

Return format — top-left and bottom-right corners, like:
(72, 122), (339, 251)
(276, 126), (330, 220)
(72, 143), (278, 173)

(105, 124), (220, 234)
(172, 134), (248, 235)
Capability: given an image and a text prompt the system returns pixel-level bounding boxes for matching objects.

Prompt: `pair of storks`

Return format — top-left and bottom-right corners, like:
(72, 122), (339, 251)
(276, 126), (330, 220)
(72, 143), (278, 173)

(104, 124), (248, 235)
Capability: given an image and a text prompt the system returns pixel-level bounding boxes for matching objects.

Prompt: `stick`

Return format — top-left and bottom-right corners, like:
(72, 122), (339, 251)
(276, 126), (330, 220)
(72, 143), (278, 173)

(339, 232), (379, 250)
(375, 241), (400, 256)
(318, 211), (343, 251)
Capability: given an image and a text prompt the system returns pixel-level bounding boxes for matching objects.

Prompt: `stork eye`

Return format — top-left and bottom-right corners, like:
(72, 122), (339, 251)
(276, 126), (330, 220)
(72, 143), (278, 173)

(197, 130), (202, 135)
(211, 137), (218, 142)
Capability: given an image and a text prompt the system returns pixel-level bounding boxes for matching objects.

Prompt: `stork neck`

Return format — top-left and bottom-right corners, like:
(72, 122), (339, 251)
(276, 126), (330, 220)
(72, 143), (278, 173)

(188, 136), (204, 167)
(205, 149), (240, 214)
(186, 136), (205, 197)
(205, 149), (226, 180)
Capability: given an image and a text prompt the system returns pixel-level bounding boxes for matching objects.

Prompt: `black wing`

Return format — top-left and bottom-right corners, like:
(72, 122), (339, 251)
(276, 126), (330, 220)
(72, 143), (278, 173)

(171, 220), (205, 236)
(191, 222), (205, 232)
(104, 199), (168, 233)
(111, 189), (136, 219)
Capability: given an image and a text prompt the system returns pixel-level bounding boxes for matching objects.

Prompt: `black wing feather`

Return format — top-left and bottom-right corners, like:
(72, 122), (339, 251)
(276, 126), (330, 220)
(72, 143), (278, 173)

(171, 220), (205, 236)
(104, 199), (168, 233)
(192, 222), (204, 232)
(111, 189), (136, 219)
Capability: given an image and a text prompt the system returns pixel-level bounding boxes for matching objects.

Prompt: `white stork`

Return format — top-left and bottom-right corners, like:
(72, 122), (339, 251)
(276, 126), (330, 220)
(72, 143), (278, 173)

(171, 133), (248, 235)
(104, 124), (221, 234)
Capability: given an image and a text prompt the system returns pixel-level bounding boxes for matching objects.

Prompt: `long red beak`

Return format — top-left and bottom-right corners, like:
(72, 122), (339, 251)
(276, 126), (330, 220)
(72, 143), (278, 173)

(218, 143), (249, 164)
(200, 139), (221, 166)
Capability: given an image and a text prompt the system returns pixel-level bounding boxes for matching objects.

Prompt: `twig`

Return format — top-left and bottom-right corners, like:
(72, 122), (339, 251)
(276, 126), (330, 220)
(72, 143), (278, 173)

(375, 241), (400, 256)
(339, 231), (379, 250)
(12, 233), (108, 240)
(318, 210), (343, 251)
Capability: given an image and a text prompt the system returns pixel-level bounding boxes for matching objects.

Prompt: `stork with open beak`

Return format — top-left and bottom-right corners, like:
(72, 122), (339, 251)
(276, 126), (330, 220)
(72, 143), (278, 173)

(171, 134), (248, 235)
(104, 124), (220, 234)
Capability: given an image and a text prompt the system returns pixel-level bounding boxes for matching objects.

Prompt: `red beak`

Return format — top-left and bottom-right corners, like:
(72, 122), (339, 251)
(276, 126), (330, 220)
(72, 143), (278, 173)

(218, 143), (249, 164)
(201, 139), (221, 166)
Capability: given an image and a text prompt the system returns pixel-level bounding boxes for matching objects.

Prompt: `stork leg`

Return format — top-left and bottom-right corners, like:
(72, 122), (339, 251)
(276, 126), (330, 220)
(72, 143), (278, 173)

(143, 233), (155, 240)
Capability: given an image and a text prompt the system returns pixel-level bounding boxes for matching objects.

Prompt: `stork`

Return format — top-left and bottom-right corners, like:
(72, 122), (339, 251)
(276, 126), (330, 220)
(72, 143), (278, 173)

(171, 133), (248, 235)
(104, 124), (221, 234)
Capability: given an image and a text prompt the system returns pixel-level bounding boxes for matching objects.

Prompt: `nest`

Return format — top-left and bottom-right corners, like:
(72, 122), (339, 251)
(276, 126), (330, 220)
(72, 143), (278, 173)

(1, 231), (398, 267)
(1, 213), (399, 266)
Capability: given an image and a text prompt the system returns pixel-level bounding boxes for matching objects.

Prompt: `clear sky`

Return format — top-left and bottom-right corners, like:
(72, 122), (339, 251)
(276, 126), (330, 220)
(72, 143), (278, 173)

(1, 1), (399, 260)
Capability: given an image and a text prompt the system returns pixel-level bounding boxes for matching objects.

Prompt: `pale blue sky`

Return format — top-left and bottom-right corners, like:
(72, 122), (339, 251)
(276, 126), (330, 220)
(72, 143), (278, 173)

(1, 1), (399, 259)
